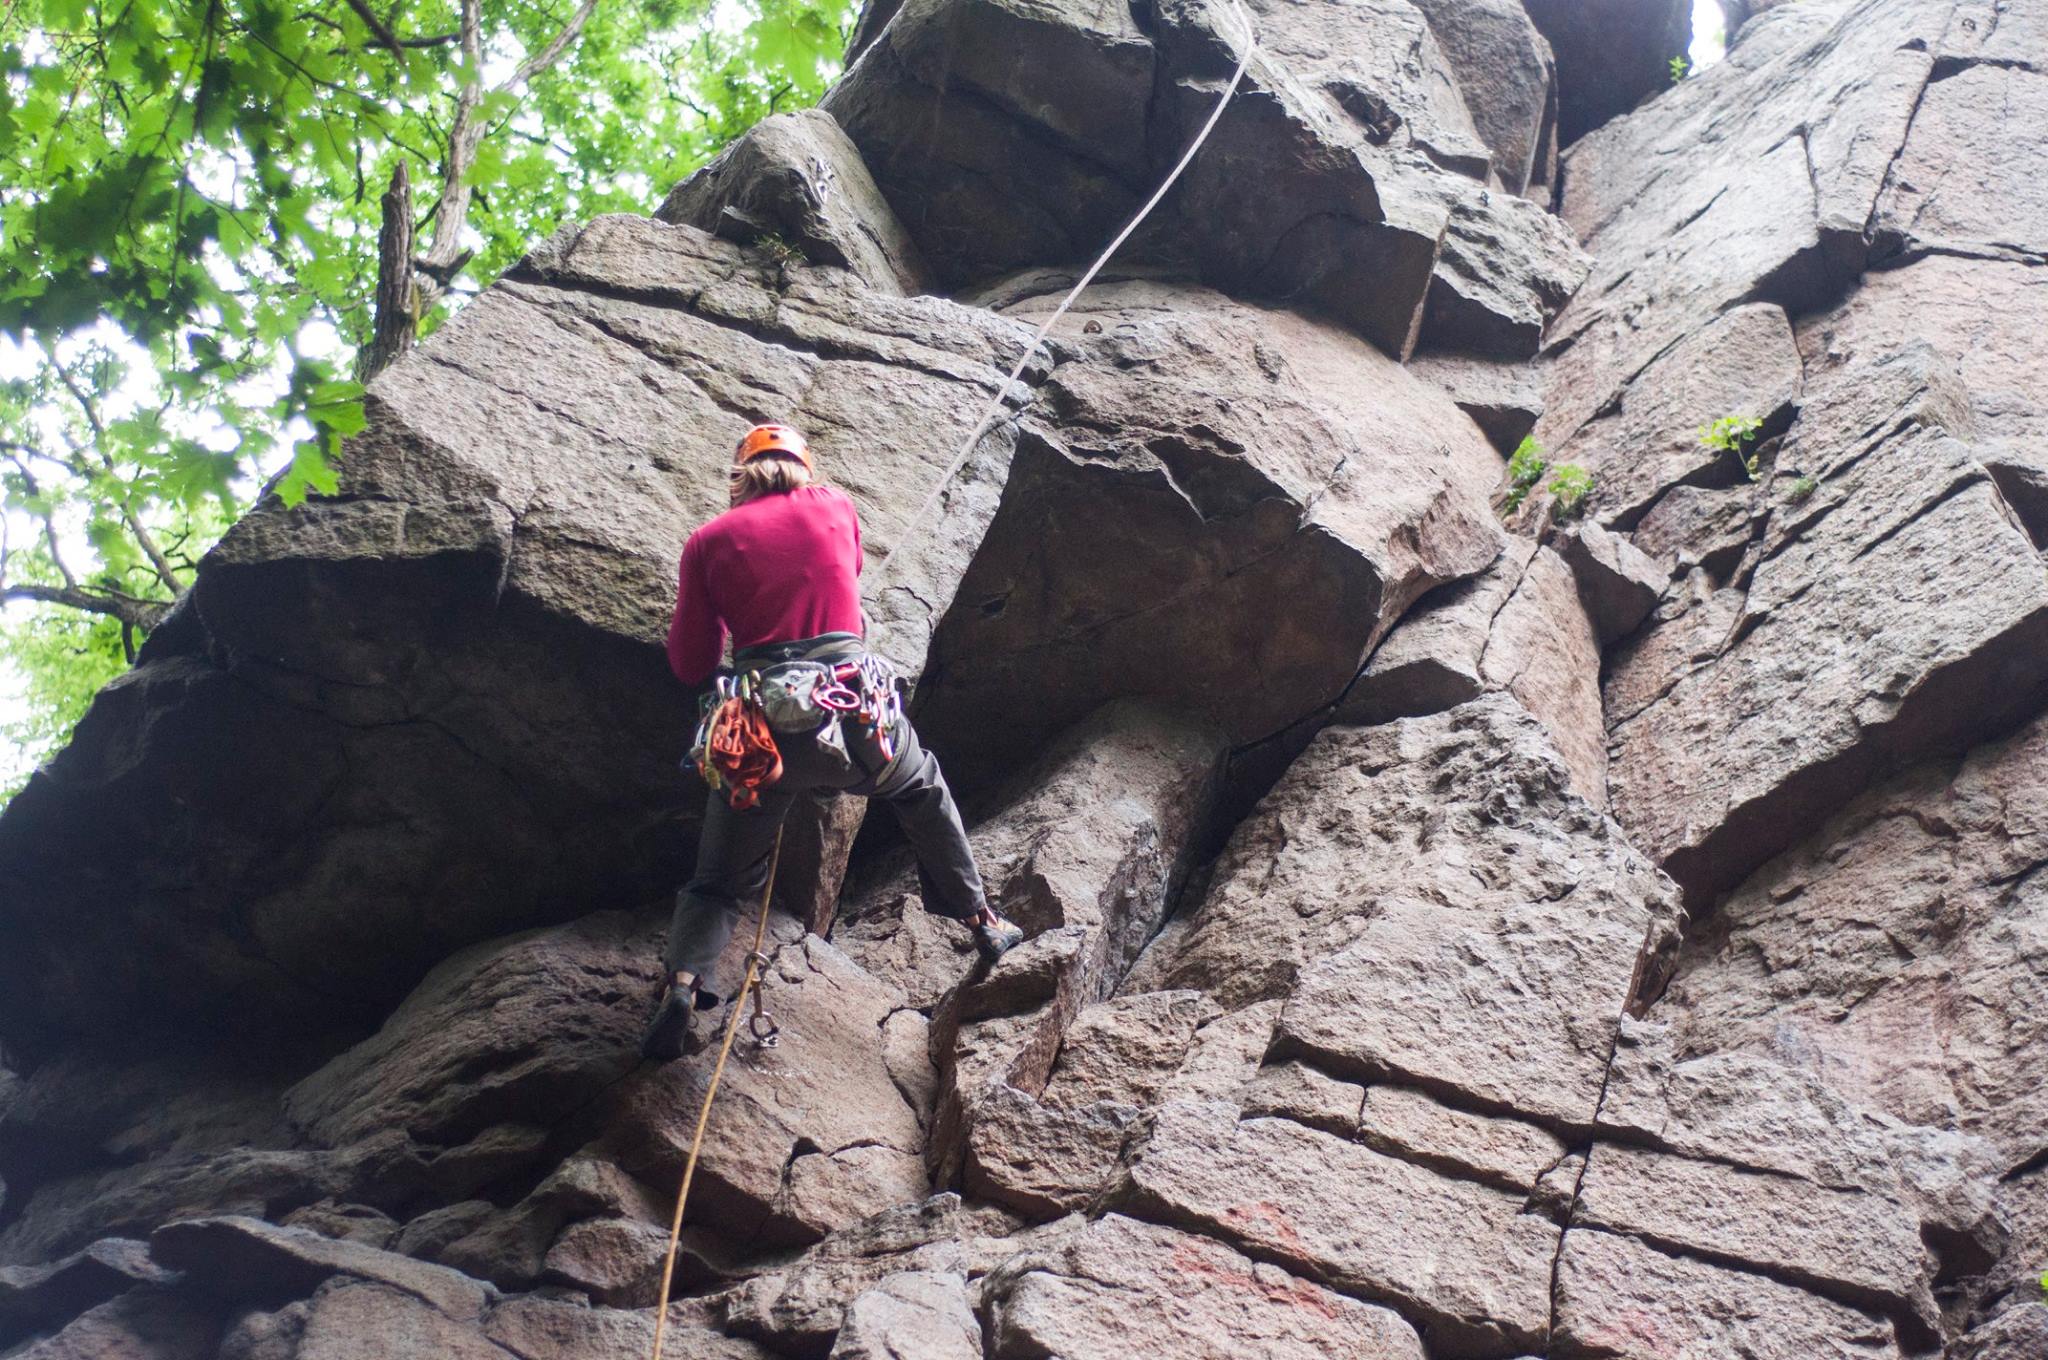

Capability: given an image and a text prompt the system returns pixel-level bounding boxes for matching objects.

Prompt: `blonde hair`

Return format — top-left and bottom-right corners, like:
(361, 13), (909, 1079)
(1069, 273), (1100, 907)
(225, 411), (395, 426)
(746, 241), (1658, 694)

(729, 453), (812, 507)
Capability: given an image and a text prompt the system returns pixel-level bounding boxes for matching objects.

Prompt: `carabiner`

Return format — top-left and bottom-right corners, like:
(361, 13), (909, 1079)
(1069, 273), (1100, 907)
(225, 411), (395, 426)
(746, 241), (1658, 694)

(813, 683), (861, 712)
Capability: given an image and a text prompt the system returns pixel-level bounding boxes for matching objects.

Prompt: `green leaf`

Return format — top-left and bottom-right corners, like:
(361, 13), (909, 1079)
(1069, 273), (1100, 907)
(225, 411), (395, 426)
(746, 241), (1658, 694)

(275, 437), (340, 505)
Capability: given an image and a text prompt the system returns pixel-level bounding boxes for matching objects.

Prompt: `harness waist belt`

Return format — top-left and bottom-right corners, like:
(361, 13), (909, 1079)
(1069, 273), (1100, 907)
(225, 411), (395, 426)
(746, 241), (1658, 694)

(732, 631), (866, 670)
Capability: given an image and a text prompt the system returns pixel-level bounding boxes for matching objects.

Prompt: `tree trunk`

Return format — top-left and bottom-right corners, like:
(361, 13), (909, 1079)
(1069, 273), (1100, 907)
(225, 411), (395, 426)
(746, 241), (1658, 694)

(362, 160), (416, 381)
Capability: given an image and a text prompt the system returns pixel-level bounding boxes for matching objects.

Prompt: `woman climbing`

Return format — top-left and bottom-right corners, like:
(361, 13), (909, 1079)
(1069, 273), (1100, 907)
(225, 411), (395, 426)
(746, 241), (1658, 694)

(641, 422), (1027, 1061)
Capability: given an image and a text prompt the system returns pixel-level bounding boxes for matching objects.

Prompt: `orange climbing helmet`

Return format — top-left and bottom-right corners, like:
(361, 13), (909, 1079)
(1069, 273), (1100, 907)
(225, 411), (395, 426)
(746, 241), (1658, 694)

(735, 423), (812, 472)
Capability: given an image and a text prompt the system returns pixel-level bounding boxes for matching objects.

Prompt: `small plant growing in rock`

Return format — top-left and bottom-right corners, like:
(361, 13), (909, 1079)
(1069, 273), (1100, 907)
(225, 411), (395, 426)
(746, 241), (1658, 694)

(1701, 414), (1765, 481)
(1669, 54), (1690, 83)
(1548, 463), (1594, 518)
(1786, 474), (1819, 502)
(755, 231), (804, 266)
(1503, 436), (1547, 513)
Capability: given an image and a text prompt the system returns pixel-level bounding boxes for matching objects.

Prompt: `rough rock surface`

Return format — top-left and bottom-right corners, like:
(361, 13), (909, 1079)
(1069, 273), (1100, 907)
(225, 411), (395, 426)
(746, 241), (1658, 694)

(657, 108), (934, 296)
(1407, 0), (1555, 194)
(913, 277), (1505, 792)
(1339, 528), (1627, 797)
(1521, 0), (1691, 147)
(982, 1213), (1426, 1359)
(1110, 1101), (1557, 1357)
(0, 212), (1039, 1045)
(5, 1), (2048, 1358)
(1604, 346), (2048, 901)
(1132, 697), (1675, 1016)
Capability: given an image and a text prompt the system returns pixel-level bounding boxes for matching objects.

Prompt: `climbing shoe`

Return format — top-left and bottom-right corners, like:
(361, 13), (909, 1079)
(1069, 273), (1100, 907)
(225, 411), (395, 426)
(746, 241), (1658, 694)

(968, 908), (1025, 964)
(640, 973), (705, 1062)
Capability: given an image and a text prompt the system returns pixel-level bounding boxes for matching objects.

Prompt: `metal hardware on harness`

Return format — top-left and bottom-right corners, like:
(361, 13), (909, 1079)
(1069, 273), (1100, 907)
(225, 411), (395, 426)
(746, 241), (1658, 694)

(826, 657), (904, 763)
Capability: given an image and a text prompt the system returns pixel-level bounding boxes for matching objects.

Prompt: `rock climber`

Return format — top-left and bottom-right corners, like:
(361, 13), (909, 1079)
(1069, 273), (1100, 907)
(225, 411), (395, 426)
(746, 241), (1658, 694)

(641, 422), (1026, 1061)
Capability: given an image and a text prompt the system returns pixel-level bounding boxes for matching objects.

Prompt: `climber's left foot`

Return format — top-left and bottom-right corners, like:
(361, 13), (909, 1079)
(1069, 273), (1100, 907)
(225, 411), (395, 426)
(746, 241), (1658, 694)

(640, 972), (704, 1062)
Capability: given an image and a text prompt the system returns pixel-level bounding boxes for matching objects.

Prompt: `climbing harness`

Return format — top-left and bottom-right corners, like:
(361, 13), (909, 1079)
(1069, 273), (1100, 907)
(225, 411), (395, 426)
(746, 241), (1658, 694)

(648, 13), (1260, 1348)
(649, 827), (785, 1360)
(866, 0), (1258, 586)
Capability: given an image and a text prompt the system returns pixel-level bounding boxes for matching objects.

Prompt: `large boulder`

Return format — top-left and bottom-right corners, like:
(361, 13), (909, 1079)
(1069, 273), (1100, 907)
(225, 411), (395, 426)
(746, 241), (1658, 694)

(0, 214), (1040, 1047)
(1552, 1229), (1898, 1360)
(1130, 697), (1679, 1031)
(7, 1288), (224, 1360)
(1339, 541), (1609, 804)
(826, 0), (1534, 355)
(658, 108), (933, 295)
(835, 701), (1224, 1011)
(913, 277), (1504, 793)
(897, 702), (1224, 1190)
(1108, 1100), (1558, 1358)
(282, 912), (652, 1152)
(1542, 0), (1949, 462)
(1647, 707), (2048, 1175)
(981, 1213), (1426, 1359)
(1869, 62), (2048, 262)
(1420, 187), (1589, 358)
(596, 927), (933, 1251)
(0, 1239), (171, 1348)
(1800, 254), (2048, 449)
(1407, 0), (1557, 195)
(1544, 302), (1804, 531)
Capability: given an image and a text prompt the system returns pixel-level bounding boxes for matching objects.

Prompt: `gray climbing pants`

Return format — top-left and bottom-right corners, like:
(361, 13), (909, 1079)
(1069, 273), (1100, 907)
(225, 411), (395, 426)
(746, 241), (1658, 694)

(664, 652), (987, 1004)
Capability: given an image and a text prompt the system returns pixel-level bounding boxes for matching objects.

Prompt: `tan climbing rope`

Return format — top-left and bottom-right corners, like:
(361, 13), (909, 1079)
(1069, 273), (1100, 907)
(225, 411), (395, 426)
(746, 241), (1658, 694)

(649, 825), (784, 1360)
(867, 0), (1259, 585)
(643, 13), (1262, 1351)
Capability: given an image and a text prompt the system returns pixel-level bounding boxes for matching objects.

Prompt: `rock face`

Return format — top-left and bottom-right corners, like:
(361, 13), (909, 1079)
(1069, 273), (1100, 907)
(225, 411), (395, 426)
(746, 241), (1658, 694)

(1521, 0), (1691, 147)
(4, 1), (2048, 1358)
(0, 212), (1041, 1046)
(912, 278), (1504, 792)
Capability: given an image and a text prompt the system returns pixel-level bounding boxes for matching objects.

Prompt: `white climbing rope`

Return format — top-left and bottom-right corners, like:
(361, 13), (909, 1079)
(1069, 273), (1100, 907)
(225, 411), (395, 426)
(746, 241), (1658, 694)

(868, 0), (1259, 583)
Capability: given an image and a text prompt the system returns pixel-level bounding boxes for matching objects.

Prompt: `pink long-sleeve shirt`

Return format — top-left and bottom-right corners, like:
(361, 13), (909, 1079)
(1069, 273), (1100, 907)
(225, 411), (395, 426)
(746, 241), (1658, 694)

(665, 486), (865, 686)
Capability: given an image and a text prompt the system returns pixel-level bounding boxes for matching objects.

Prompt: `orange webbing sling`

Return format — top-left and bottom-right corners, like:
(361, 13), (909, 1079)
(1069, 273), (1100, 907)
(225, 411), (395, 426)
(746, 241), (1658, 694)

(699, 694), (781, 810)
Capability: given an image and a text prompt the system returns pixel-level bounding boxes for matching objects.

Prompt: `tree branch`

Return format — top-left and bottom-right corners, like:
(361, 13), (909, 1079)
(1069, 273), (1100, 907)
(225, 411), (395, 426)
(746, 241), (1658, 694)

(3, 582), (172, 630)
(362, 159), (418, 381)
(414, 0), (484, 295)
(53, 366), (185, 596)
(4, 455), (81, 592)
(500, 0), (600, 89)
(313, 10), (460, 48)
(341, 0), (405, 53)
(413, 0), (598, 307)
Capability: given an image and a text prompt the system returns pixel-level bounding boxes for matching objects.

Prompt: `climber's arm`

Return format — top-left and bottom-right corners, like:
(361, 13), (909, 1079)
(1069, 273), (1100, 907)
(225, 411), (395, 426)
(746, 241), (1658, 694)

(667, 534), (728, 687)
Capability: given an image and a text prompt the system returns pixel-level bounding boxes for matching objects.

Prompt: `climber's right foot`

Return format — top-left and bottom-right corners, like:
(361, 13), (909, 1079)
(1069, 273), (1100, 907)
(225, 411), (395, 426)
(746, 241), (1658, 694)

(640, 972), (704, 1062)
(968, 908), (1025, 964)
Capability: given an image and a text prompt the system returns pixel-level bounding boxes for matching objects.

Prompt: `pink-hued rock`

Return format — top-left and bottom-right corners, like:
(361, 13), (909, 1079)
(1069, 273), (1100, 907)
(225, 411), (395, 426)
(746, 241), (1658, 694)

(1552, 1229), (1898, 1360)
(1109, 1101), (1557, 1358)
(3, 3), (2047, 1357)
(982, 1214), (1425, 1360)
(599, 931), (930, 1250)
